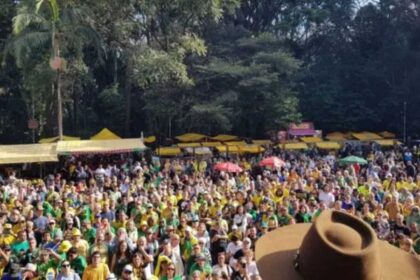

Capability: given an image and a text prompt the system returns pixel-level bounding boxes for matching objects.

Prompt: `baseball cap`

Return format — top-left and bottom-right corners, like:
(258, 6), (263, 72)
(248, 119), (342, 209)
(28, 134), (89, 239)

(123, 264), (133, 272)
(197, 254), (206, 261)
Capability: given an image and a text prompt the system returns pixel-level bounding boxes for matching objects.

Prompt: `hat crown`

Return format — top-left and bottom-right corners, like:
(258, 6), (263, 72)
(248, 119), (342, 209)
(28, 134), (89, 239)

(324, 224), (363, 250)
(298, 211), (380, 280)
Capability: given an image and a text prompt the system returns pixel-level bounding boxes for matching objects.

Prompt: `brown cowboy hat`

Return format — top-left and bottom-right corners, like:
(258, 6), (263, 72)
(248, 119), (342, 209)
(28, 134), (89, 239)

(256, 210), (420, 280)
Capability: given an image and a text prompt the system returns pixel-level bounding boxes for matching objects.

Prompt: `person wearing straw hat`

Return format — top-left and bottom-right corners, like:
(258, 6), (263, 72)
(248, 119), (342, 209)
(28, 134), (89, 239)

(256, 210), (420, 280)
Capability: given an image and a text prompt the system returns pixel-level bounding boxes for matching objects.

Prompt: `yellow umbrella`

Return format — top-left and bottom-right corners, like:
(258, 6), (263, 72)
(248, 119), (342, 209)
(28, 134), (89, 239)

(326, 132), (347, 141)
(352, 132), (382, 141)
(201, 141), (222, 147)
(144, 136), (156, 144)
(175, 133), (207, 142)
(211, 134), (238, 142)
(155, 147), (182, 156)
(301, 137), (322, 143)
(315, 141), (341, 150)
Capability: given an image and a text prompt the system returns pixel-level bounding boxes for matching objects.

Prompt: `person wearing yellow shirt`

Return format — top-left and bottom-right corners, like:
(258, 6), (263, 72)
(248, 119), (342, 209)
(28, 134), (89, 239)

(252, 189), (264, 207)
(272, 188), (285, 205)
(361, 203), (375, 224)
(403, 198), (415, 218)
(71, 228), (90, 259)
(161, 201), (178, 221)
(404, 177), (417, 191)
(234, 191), (246, 206)
(112, 211), (128, 230)
(174, 161), (183, 175)
(198, 160), (207, 173)
(396, 179), (406, 191)
(208, 199), (223, 219)
(82, 251), (110, 280)
(357, 184), (370, 197)
(140, 204), (159, 225)
(168, 194), (178, 207)
(0, 224), (15, 246)
(382, 174), (393, 191)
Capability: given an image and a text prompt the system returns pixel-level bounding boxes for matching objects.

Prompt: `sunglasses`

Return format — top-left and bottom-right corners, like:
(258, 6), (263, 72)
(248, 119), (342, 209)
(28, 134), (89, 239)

(124, 270), (132, 274)
(62, 264), (70, 267)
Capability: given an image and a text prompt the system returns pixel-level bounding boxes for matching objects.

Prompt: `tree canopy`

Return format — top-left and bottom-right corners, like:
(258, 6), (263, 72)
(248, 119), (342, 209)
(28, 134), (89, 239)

(0, 0), (419, 143)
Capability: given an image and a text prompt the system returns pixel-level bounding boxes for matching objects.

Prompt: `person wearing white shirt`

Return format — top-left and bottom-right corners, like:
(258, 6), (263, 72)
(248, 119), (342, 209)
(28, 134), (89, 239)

(226, 235), (243, 268)
(245, 251), (260, 279)
(233, 207), (248, 234)
(318, 185), (335, 207)
(212, 251), (232, 278)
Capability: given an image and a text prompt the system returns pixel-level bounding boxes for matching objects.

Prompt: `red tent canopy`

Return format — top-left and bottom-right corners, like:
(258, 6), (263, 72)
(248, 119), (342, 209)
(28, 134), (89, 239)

(214, 162), (243, 173)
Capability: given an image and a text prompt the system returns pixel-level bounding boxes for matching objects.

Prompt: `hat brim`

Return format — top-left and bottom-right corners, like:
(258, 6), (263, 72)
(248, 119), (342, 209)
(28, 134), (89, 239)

(256, 224), (420, 280)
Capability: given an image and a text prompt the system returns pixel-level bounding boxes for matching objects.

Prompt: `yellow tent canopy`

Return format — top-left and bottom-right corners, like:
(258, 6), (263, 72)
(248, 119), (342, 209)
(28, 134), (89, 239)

(175, 133), (207, 142)
(326, 132), (347, 141)
(0, 143), (58, 164)
(239, 145), (265, 154)
(379, 131), (396, 139)
(252, 139), (272, 145)
(352, 132), (383, 141)
(375, 139), (401, 146)
(200, 141), (222, 147)
(281, 143), (308, 150)
(211, 134), (238, 142)
(39, 135), (80, 143)
(215, 145), (240, 153)
(144, 136), (156, 144)
(90, 128), (121, 140)
(177, 143), (201, 148)
(225, 141), (247, 146)
(301, 137), (322, 143)
(57, 139), (146, 154)
(155, 147), (182, 156)
(315, 141), (341, 150)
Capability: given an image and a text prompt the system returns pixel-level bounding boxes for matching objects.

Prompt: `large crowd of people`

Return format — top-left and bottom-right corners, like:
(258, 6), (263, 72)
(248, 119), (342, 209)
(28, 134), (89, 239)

(0, 143), (419, 280)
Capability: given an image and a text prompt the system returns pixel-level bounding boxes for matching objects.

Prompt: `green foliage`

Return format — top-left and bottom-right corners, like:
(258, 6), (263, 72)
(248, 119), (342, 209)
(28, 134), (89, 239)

(4, 0), (420, 143)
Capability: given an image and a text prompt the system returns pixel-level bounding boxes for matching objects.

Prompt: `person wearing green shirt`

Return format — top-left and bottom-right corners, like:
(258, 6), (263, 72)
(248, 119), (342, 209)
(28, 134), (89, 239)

(11, 230), (29, 255)
(68, 247), (88, 276)
(43, 201), (55, 217)
(188, 255), (212, 278)
(277, 206), (293, 226)
(82, 220), (97, 244)
(37, 250), (59, 279)
(160, 262), (182, 280)
(357, 184), (370, 197)
(47, 219), (63, 241)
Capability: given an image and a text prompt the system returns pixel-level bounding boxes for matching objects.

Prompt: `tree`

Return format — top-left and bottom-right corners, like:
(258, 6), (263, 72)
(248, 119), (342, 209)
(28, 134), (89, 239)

(9, 0), (101, 138)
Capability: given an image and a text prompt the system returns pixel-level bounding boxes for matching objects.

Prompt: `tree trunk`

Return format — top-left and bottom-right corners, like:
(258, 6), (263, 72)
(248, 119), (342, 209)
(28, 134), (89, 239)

(124, 56), (133, 137)
(57, 70), (63, 140)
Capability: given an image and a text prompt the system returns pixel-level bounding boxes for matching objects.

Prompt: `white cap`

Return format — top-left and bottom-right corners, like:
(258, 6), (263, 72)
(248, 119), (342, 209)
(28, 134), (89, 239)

(123, 264), (133, 272)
